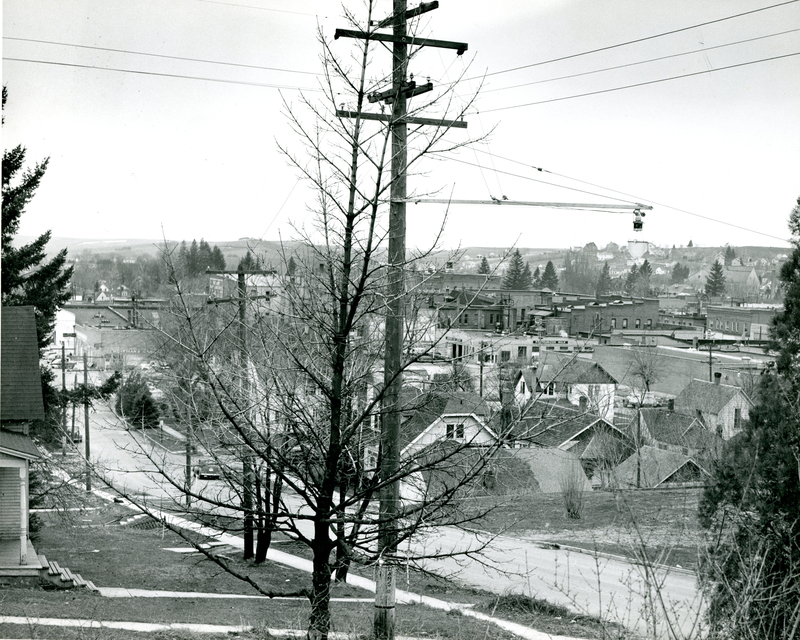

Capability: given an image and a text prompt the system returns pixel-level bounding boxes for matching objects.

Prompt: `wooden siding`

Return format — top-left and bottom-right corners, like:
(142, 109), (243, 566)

(0, 468), (21, 539)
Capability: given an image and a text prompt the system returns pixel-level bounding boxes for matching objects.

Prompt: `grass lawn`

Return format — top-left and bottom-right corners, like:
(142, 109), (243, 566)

(0, 498), (635, 640)
(467, 487), (705, 570)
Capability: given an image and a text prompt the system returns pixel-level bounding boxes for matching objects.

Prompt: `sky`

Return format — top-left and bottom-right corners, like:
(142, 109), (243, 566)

(3, 0), (799, 252)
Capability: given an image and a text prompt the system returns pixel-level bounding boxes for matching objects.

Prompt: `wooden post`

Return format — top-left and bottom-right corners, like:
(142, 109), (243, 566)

(84, 353), (91, 492)
(240, 266), (255, 560)
(375, 2), (407, 638)
(19, 466), (28, 565)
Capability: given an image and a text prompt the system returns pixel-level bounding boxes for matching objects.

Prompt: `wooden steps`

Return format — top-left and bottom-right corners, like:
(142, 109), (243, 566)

(38, 555), (97, 591)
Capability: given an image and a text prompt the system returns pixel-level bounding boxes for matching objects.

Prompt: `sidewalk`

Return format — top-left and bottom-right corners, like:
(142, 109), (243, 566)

(32, 479), (588, 640)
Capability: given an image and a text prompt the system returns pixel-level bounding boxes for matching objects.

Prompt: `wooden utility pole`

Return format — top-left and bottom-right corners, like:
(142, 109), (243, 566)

(84, 353), (91, 492)
(374, 4), (409, 636)
(61, 342), (67, 456)
(206, 267), (272, 560)
(334, 5), (466, 637)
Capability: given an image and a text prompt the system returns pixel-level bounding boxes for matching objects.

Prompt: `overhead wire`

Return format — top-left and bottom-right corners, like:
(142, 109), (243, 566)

(479, 51), (800, 112)
(473, 0), (799, 80)
(4, 36), (321, 77)
(463, 149), (791, 243)
(482, 28), (800, 94)
(3, 57), (322, 92)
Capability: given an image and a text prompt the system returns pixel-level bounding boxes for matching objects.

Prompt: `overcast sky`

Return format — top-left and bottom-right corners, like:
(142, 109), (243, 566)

(3, 0), (799, 251)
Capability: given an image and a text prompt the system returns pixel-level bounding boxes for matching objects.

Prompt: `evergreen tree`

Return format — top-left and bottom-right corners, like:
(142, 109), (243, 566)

(705, 260), (726, 297)
(2, 88), (74, 351)
(477, 256), (490, 275)
(210, 246), (226, 271)
(541, 260), (558, 290)
(532, 266), (542, 288)
(520, 261), (533, 289)
(595, 262), (611, 297)
(624, 264), (639, 296)
(637, 259), (653, 296)
(688, 239), (693, 247)
(724, 245), (736, 265)
(671, 262), (690, 284)
(502, 249), (528, 289)
(699, 200), (800, 637)
(115, 372), (160, 429)
(286, 255), (297, 276)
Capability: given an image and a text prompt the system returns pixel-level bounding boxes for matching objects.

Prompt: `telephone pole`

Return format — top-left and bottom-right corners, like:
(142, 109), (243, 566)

(206, 267), (272, 560)
(334, 4), (467, 638)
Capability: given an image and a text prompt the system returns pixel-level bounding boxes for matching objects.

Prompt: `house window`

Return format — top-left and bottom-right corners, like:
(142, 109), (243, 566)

(635, 318), (641, 329)
(611, 318), (617, 329)
(734, 408), (742, 432)
(446, 422), (464, 439)
(622, 318), (628, 329)
(489, 314), (494, 324)
(646, 319), (652, 328)
(501, 350), (511, 362)
(518, 346), (527, 359)
(544, 383), (555, 396)
(462, 313), (468, 324)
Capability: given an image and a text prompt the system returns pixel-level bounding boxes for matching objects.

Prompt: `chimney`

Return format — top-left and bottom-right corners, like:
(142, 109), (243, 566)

(714, 372), (722, 385)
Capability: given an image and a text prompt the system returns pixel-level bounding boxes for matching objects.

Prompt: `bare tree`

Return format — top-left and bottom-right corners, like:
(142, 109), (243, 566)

(91, 6), (511, 640)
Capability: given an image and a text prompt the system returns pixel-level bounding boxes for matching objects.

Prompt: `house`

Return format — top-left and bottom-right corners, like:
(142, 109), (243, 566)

(673, 374), (753, 439)
(510, 400), (632, 487)
(635, 408), (723, 460)
(514, 355), (618, 421)
(1, 306), (45, 579)
(400, 392), (498, 459)
(612, 445), (709, 489)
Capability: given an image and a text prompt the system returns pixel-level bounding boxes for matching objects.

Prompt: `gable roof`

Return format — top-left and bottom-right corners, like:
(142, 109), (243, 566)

(400, 391), (491, 450)
(0, 428), (42, 460)
(638, 408), (723, 452)
(511, 400), (615, 447)
(503, 447), (592, 493)
(613, 445), (708, 488)
(535, 356), (618, 386)
(1, 306), (45, 422)
(673, 379), (751, 416)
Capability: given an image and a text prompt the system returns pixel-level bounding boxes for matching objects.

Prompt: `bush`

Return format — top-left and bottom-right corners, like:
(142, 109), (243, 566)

(115, 372), (160, 429)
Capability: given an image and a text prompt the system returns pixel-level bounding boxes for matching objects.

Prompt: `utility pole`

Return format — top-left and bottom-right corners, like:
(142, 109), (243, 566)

(206, 267), (272, 560)
(61, 342), (67, 456)
(84, 353), (91, 492)
(334, 5), (466, 638)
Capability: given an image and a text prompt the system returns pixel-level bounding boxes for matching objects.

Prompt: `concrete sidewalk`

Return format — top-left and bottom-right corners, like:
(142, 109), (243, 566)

(37, 480), (587, 640)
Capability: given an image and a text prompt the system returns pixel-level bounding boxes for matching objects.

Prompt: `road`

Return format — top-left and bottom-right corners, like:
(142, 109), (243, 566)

(83, 404), (705, 639)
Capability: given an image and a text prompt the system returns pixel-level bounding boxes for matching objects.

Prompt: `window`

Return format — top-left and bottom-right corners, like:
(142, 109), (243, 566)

(518, 346), (527, 359)
(734, 408), (742, 432)
(646, 319), (652, 328)
(635, 318), (641, 329)
(489, 314), (494, 324)
(622, 318), (628, 329)
(446, 422), (464, 439)
(611, 318), (617, 329)
(544, 383), (555, 396)
(501, 350), (511, 362)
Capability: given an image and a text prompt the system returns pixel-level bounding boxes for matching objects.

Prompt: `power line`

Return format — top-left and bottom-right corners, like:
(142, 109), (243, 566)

(4, 36), (321, 77)
(480, 51), (800, 112)
(467, 149), (790, 243)
(433, 153), (640, 204)
(4, 57), (321, 92)
(191, 0), (330, 18)
(483, 28), (800, 94)
(475, 0), (799, 80)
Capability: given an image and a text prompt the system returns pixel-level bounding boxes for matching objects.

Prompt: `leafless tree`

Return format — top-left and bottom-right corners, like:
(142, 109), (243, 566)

(88, 6), (516, 640)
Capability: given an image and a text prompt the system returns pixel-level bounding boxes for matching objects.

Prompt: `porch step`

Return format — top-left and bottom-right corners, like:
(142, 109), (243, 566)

(38, 554), (97, 591)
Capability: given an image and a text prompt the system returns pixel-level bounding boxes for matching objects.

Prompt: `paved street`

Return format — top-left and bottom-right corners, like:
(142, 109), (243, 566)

(84, 403), (705, 639)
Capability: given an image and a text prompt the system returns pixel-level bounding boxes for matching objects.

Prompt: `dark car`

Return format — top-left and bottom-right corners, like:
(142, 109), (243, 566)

(193, 461), (221, 480)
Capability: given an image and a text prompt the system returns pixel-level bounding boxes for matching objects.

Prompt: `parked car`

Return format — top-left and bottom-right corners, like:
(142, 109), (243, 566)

(193, 461), (221, 480)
